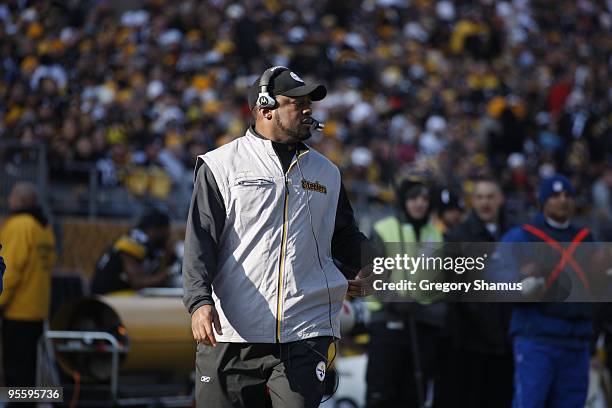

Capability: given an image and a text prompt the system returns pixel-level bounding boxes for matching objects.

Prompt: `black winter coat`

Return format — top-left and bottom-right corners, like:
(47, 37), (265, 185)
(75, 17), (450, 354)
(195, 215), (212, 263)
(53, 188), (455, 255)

(445, 211), (514, 354)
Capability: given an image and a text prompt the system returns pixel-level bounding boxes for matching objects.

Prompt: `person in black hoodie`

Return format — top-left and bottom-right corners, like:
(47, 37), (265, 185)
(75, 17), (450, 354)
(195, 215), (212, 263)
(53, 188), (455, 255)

(443, 176), (514, 407)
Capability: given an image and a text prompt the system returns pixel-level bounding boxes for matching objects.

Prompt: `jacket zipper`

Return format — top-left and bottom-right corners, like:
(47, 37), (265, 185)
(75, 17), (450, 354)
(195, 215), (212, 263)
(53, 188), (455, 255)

(275, 149), (309, 343)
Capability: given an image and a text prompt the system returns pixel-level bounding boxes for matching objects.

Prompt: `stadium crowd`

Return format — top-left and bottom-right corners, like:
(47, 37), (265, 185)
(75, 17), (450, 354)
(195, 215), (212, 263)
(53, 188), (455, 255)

(0, 0), (610, 223)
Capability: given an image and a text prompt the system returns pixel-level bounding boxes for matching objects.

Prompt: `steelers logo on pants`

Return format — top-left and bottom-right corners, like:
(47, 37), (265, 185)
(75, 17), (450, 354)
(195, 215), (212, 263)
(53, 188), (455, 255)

(316, 361), (326, 382)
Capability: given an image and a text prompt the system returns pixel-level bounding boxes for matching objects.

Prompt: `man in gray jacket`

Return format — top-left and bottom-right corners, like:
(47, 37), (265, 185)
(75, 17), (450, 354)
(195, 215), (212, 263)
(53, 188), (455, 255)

(183, 66), (373, 408)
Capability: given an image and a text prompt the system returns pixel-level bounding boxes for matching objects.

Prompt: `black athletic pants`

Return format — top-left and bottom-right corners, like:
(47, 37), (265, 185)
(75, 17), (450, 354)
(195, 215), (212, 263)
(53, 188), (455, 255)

(366, 321), (445, 408)
(441, 347), (514, 408)
(2, 319), (44, 387)
(195, 336), (334, 408)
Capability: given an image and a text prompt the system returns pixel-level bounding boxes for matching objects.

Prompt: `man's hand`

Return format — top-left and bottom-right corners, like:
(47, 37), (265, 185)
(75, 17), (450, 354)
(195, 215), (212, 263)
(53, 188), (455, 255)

(520, 276), (546, 298)
(348, 264), (376, 297)
(191, 304), (223, 347)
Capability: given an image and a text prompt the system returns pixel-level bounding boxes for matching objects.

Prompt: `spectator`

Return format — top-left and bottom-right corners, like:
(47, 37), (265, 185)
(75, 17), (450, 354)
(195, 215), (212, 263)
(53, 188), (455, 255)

(0, 1), (608, 221)
(0, 182), (56, 387)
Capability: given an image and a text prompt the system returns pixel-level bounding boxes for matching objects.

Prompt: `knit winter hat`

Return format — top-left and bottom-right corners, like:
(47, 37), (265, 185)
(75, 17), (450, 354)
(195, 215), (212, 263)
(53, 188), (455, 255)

(538, 175), (576, 207)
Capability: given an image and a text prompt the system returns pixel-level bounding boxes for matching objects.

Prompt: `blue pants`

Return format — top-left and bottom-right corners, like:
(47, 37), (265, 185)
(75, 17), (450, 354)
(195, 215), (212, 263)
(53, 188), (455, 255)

(512, 337), (589, 408)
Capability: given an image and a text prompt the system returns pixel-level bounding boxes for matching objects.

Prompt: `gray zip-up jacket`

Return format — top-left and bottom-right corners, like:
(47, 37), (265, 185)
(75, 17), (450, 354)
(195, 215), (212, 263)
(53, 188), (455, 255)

(183, 127), (369, 343)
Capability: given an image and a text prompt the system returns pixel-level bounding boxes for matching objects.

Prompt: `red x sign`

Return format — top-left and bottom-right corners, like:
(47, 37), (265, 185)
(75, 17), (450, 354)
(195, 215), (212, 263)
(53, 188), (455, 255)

(522, 225), (591, 294)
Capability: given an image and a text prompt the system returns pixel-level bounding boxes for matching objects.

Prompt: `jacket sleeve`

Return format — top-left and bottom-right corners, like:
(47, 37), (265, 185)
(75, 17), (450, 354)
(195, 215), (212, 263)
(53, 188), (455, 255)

(331, 182), (375, 278)
(0, 221), (30, 308)
(182, 160), (226, 314)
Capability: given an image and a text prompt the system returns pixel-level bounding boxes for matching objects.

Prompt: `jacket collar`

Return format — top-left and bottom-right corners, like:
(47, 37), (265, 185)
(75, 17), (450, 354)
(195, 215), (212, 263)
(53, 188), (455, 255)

(465, 210), (501, 241)
(247, 126), (309, 155)
(246, 126), (277, 159)
(533, 212), (572, 230)
(11, 206), (48, 227)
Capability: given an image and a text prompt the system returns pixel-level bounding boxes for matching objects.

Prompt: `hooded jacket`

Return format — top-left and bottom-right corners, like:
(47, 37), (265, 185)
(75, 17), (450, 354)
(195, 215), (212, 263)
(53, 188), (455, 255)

(368, 180), (446, 328)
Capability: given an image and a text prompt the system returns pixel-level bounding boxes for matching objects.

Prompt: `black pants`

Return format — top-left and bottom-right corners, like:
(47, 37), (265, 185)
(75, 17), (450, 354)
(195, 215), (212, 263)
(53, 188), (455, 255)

(195, 337), (334, 408)
(442, 347), (513, 408)
(2, 319), (44, 387)
(366, 321), (444, 408)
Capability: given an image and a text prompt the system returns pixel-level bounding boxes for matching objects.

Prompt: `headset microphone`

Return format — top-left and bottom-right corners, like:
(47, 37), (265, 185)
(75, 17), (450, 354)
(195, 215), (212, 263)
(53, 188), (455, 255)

(304, 117), (325, 132)
(311, 119), (325, 132)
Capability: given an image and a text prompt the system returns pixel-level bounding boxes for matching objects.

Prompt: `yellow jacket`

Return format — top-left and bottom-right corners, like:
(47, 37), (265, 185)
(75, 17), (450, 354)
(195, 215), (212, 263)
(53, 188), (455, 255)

(0, 212), (56, 320)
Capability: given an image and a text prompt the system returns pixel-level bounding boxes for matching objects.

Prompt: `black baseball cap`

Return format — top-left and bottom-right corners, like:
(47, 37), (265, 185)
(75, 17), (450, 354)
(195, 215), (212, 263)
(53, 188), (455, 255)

(248, 69), (327, 110)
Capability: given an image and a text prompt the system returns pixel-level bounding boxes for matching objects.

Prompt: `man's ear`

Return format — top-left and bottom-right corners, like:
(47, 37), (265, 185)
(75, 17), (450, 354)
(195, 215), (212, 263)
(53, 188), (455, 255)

(260, 107), (273, 120)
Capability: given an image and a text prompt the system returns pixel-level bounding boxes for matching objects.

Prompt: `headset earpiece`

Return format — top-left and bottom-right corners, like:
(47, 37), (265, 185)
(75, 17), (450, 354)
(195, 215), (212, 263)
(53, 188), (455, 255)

(256, 66), (289, 109)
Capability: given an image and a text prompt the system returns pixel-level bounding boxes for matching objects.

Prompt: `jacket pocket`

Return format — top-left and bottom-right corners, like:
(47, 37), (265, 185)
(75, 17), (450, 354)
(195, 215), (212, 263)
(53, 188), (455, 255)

(235, 177), (276, 187)
(231, 176), (277, 231)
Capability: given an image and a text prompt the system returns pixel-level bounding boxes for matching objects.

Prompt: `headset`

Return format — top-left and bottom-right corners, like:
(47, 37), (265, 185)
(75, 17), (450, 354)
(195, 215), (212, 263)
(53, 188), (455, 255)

(256, 66), (325, 132)
(256, 66), (289, 109)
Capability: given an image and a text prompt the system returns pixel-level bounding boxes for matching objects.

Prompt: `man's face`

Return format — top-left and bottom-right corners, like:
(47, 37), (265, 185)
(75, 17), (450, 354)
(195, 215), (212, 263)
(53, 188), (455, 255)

(472, 181), (504, 223)
(272, 95), (313, 143)
(543, 191), (575, 223)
